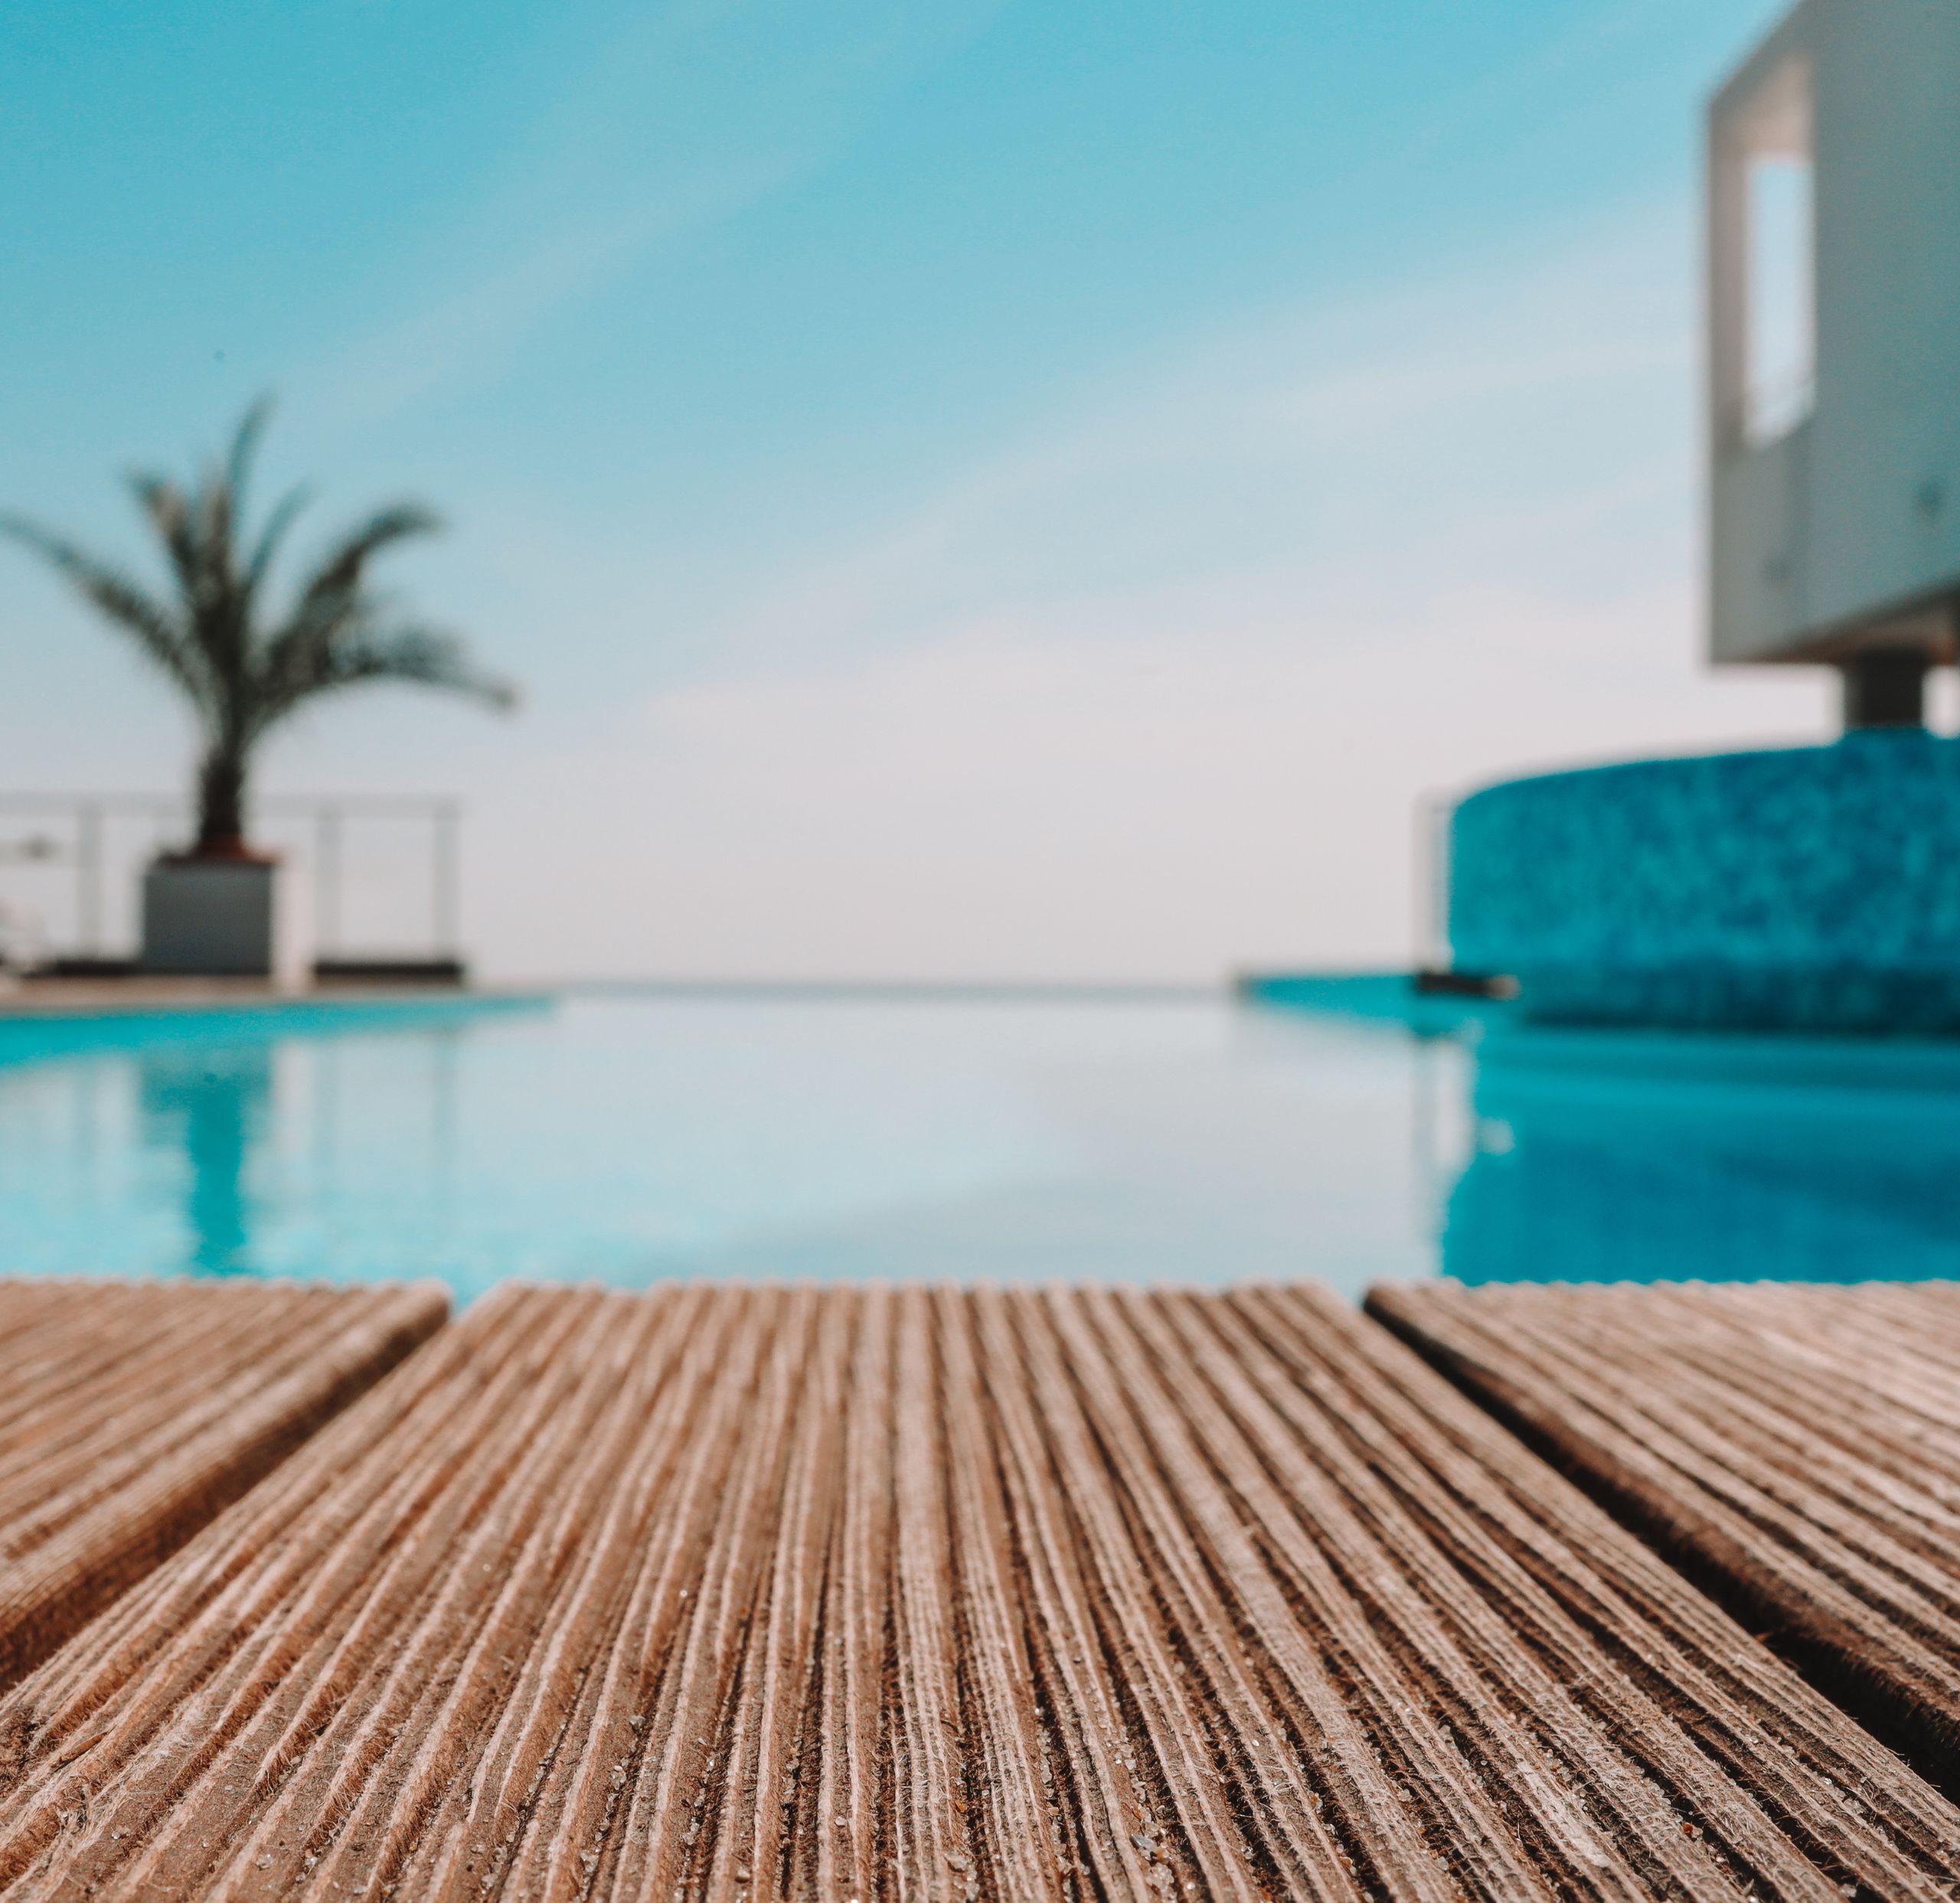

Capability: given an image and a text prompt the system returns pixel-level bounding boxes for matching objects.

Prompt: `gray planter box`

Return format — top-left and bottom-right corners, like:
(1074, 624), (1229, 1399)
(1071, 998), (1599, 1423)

(141, 857), (280, 977)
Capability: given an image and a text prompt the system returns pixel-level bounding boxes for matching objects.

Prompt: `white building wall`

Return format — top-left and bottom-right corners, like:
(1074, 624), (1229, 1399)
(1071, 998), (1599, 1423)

(1709, 0), (1960, 665)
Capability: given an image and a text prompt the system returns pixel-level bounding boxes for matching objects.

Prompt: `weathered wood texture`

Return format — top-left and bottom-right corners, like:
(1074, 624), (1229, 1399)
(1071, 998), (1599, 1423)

(3, 1281), (1958, 1899)
(1368, 1276), (1960, 1798)
(0, 1277), (447, 1692)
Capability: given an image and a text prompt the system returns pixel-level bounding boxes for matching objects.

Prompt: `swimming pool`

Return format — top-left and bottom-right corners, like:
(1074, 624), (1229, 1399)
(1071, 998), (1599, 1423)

(0, 988), (1955, 1301)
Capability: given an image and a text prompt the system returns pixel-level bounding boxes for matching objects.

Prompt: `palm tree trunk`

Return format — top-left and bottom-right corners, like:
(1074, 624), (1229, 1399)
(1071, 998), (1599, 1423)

(194, 743), (250, 856)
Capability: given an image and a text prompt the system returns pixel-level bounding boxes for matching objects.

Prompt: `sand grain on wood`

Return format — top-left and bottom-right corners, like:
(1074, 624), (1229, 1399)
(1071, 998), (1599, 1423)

(2, 1281), (1957, 1899)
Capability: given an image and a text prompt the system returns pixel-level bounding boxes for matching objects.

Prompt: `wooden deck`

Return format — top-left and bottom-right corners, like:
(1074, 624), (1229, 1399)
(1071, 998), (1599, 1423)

(3, 1281), (1960, 1899)
(0, 1278), (445, 1693)
(1370, 1276), (1960, 1798)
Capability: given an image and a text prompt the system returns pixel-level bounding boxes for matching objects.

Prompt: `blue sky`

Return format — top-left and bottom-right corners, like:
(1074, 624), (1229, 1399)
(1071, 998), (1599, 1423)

(0, 0), (1832, 979)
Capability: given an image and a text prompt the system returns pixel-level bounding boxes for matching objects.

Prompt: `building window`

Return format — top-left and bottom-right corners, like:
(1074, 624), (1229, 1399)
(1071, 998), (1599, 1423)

(1712, 57), (1815, 449)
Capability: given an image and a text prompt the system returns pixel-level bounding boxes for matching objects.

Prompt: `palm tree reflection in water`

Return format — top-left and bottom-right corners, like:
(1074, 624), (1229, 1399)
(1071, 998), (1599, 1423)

(138, 1046), (272, 1276)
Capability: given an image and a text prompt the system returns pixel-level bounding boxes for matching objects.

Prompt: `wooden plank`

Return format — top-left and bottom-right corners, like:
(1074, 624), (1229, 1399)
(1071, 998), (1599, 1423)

(2, 1282), (1957, 1898)
(0, 1275), (447, 1692)
(1368, 1275), (1960, 1798)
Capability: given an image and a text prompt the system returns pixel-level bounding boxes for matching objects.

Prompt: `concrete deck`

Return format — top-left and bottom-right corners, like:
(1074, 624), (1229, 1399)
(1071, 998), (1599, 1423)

(2, 1281), (1958, 1898)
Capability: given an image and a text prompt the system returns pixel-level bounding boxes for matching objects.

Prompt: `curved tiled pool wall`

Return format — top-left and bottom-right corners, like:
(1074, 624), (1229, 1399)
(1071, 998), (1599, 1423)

(1449, 733), (1960, 1031)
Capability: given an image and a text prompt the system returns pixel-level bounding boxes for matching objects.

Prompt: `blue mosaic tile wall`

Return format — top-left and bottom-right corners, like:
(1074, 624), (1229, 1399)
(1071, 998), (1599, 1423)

(1449, 733), (1960, 1031)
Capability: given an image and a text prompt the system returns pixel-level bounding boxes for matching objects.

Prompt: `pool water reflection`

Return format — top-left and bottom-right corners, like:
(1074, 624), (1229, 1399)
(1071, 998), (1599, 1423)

(0, 991), (1955, 1300)
(136, 1042), (273, 1275)
(1445, 1027), (1960, 1285)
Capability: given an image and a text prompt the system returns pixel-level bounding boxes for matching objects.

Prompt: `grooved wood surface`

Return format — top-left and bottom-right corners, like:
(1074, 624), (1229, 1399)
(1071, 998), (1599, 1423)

(4, 1282), (1960, 1898)
(0, 1277), (448, 1692)
(1368, 1276), (1960, 1797)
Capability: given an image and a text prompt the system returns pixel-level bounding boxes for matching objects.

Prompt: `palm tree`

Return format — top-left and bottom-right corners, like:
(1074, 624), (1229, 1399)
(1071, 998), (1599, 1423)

(0, 399), (514, 857)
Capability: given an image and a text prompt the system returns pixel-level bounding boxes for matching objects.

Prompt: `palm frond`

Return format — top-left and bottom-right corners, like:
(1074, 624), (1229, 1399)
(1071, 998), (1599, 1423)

(225, 396), (276, 506)
(0, 514), (211, 708)
(256, 503), (452, 721)
(322, 622), (516, 707)
(252, 610), (515, 734)
(244, 484), (312, 599)
(198, 463), (234, 587)
(205, 397), (275, 580)
(126, 472), (210, 612)
(290, 504), (442, 619)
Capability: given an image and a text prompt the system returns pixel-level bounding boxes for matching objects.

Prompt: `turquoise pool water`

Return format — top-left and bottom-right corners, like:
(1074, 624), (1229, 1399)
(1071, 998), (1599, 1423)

(0, 989), (1955, 1301)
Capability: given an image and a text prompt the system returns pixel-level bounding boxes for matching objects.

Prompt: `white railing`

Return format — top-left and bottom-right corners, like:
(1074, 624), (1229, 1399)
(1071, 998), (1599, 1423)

(0, 792), (462, 968)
